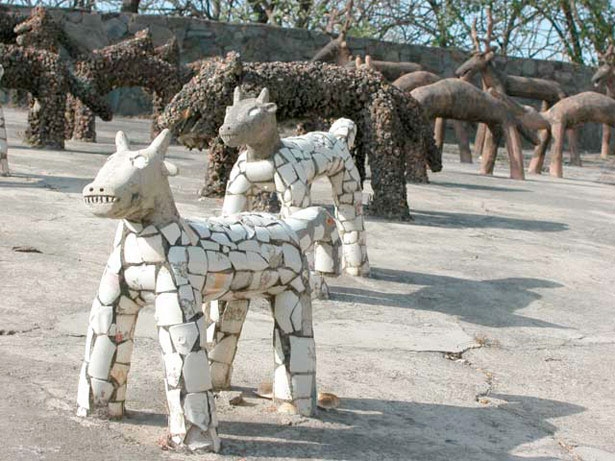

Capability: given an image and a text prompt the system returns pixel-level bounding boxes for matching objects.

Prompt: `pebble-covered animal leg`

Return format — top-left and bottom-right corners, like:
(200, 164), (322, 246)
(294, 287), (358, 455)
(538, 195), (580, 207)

(329, 169), (369, 276)
(206, 300), (250, 390)
(77, 254), (141, 418)
(156, 281), (220, 452)
(0, 104), (8, 176)
(272, 283), (317, 416)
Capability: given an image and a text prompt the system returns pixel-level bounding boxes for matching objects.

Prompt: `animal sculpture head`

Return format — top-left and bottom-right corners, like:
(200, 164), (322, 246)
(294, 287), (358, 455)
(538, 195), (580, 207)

(218, 87), (278, 148)
(82, 129), (178, 221)
(593, 43), (615, 89)
(455, 11), (498, 80)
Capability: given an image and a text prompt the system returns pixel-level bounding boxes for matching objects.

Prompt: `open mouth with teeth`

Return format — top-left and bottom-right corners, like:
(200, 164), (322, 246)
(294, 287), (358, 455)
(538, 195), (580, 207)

(220, 133), (240, 144)
(83, 195), (119, 205)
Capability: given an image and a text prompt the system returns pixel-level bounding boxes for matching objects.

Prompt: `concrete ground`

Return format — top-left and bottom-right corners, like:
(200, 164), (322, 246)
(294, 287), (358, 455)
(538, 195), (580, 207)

(1, 107), (614, 461)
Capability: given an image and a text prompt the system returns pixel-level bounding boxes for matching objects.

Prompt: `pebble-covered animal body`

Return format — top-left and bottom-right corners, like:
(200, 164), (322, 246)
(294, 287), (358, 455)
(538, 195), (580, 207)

(0, 65), (8, 176)
(219, 87), (369, 276)
(78, 129), (341, 452)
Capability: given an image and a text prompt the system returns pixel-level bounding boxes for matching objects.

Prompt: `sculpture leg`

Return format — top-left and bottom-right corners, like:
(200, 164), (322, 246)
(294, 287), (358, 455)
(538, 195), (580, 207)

(206, 300), (250, 390)
(272, 285), (316, 416)
(566, 128), (581, 166)
(158, 310), (220, 452)
(0, 104), (8, 176)
(480, 125), (500, 175)
(329, 166), (369, 276)
(77, 293), (142, 419)
(453, 120), (472, 163)
(503, 124), (526, 180)
(72, 100), (97, 143)
(434, 117), (445, 153)
(549, 122), (565, 178)
(474, 123), (487, 158)
(601, 124), (613, 159)
(528, 129), (551, 174)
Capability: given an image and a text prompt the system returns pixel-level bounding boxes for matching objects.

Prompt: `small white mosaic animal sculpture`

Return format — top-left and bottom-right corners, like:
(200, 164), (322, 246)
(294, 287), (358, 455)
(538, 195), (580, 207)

(77, 129), (341, 452)
(219, 87), (369, 277)
(0, 65), (8, 176)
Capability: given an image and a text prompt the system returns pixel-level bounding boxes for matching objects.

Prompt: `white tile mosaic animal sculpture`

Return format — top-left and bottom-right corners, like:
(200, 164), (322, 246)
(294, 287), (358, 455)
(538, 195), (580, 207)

(77, 129), (341, 452)
(0, 65), (8, 176)
(219, 87), (369, 277)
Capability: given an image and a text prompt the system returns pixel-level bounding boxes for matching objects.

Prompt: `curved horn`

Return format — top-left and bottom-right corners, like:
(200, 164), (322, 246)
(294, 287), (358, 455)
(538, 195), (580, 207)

(115, 131), (130, 151)
(233, 86), (243, 104)
(257, 87), (270, 103)
(471, 18), (481, 52)
(144, 129), (172, 159)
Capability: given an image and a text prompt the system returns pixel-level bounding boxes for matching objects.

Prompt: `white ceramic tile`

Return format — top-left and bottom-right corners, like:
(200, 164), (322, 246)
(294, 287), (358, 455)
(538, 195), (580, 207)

(124, 264), (156, 291)
(164, 352), (184, 387)
(187, 247), (208, 274)
(124, 220), (142, 233)
(188, 273), (205, 291)
(106, 246), (122, 274)
(166, 388), (186, 436)
(158, 327), (174, 355)
(113, 222), (125, 247)
(88, 335), (116, 380)
(110, 363), (130, 385)
(289, 336), (316, 373)
(123, 233), (142, 264)
(274, 291), (297, 333)
(169, 322), (199, 355)
(137, 234), (166, 263)
(77, 363), (90, 410)
(245, 251), (269, 271)
(274, 365), (292, 401)
(206, 251), (231, 272)
(155, 292), (183, 326)
(90, 303), (113, 335)
(183, 351), (212, 393)
(208, 335), (238, 364)
(282, 244), (302, 273)
(90, 378), (114, 405)
(183, 393), (211, 430)
(156, 266), (176, 293)
(291, 374), (314, 399)
(98, 270), (121, 305)
(161, 222), (181, 245)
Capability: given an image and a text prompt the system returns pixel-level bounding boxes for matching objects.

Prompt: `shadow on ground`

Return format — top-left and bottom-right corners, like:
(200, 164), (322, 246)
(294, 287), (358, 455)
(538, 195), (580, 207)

(0, 173), (90, 193)
(409, 209), (568, 232)
(429, 180), (530, 193)
(124, 393), (583, 460)
(331, 268), (565, 328)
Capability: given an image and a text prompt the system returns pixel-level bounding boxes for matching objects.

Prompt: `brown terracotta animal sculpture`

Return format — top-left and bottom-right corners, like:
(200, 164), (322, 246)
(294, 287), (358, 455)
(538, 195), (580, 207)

(591, 44), (615, 159)
(411, 79), (525, 179)
(393, 70), (472, 163)
(455, 8), (577, 165)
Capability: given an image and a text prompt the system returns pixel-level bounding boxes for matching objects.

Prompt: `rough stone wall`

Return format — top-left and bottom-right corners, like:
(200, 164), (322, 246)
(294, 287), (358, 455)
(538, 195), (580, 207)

(1, 6), (602, 149)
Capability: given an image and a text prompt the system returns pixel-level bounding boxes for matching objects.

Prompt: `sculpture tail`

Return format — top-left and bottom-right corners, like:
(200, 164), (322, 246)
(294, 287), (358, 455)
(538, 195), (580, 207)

(329, 118), (357, 150)
(285, 207), (341, 275)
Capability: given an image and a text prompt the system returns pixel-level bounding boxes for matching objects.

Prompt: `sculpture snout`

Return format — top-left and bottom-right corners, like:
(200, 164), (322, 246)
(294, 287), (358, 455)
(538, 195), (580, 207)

(219, 124), (241, 147)
(82, 182), (120, 213)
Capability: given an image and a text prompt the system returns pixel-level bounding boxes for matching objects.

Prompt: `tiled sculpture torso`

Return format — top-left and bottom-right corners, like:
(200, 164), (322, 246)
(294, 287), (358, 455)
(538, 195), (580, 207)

(0, 65), (8, 176)
(220, 87), (369, 276)
(77, 129), (341, 452)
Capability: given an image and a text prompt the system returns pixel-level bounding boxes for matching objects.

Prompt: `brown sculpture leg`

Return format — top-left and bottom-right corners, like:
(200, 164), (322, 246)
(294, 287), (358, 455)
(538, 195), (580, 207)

(566, 128), (581, 166)
(453, 121), (472, 163)
(549, 122), (565, 178)
(480, 125), (500, 175)
(601, 124), (612, 159)
(528, 129), (551, 174)
(503, 124), (525, 180)
(434, 117), (445, 153)
(474, 123), (486, 158)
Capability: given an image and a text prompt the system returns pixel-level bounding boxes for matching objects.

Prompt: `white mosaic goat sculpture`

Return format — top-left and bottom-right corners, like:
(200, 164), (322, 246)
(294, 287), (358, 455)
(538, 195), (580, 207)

(77, 129), (341, 452)
(219, 87), (369, 276)
(0, 65), (8, 176)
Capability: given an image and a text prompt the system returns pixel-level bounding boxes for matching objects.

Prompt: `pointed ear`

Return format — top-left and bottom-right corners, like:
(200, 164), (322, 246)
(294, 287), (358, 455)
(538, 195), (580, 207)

(163, 160), (179, 177)
(262, 102), (277, 114)
(145, 129), (172, 159)
(115, 131), (130, 151)
(233, 86), (243, 104)
(257, 87), (270, 103)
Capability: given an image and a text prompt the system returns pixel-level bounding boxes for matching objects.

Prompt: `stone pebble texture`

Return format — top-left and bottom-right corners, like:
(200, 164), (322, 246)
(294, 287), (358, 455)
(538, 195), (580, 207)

(0, 7), (112, 148)
(68, 28), (188, 142)
(0, 65), (7, 176)
(161, 52), (441, 220)
(79, 129), (342, 450)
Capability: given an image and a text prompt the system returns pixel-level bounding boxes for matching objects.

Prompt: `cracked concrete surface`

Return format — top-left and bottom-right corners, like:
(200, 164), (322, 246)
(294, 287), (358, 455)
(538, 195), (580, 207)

(0, 107), (614, 460)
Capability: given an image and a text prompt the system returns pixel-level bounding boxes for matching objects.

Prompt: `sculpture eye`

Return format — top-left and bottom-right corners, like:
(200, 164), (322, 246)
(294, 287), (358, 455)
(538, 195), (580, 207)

(248, 107), (261, 118)
(132, 155), (149, 169)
